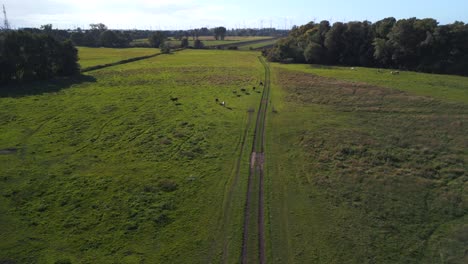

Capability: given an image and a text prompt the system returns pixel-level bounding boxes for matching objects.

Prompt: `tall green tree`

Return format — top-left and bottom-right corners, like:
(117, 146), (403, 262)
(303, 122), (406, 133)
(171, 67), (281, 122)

(324, 22), (347, 64)
(149, 31), (165, 48)
(180, 38), (189, 48)
(213, 27), (227, 40)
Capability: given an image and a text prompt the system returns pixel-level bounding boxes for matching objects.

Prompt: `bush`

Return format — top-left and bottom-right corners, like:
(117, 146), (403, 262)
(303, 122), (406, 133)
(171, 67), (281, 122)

(180, 38), (189, 48)
(193, 39), (204, 49)
(158, 179), (178, 192)
(160, 41), (171, 54)
(55, 259), (72, 264)
(149, 31), (165, 48)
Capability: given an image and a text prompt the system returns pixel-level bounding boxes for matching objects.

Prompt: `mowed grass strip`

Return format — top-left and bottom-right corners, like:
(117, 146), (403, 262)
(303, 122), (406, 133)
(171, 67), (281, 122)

(238, 39), (279, 51)
(266, 64), (467, 263)
(275, 63), (468, 104)
(78, 47), (160, 69)
(0, 50), (264, 263)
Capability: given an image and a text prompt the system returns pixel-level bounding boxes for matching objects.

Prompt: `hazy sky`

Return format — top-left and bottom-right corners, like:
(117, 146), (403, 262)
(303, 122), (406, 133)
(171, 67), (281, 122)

(3, 0), (468, 30)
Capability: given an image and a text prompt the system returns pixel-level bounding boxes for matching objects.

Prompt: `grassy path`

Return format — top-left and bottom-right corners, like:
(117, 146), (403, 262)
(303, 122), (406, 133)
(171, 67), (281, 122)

(213, 110), (253, 264)
(241, 57), (270, 264)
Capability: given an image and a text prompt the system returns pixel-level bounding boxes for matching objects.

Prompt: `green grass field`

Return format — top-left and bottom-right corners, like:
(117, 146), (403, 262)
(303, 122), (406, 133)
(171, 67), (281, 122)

(238, 39), (278, 51)
(77, 47), (160, 69)
(163, 36), (274, 48)
(165, 39), (240, 47)
(266, 63), (468, 263)
(274, 64), (468, 103)
(0, 49), (265, 263)
(1, 47), (467, 264)
(130, 36), (274, 49)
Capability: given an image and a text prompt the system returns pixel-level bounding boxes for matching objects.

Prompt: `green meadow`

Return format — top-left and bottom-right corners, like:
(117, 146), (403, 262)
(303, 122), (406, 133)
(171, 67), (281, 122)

(77, 47), (160, 69)
(164, 36), (274, 48)
(0, 49), (264, 263)
(266, 63), (468, 263)
(1, 46), (467, 264)
(275, 64), (468, 104)
(238, 39), (278, 51)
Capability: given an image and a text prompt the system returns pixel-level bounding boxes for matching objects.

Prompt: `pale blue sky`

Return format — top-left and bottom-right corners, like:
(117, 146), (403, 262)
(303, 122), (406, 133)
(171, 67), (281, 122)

(3, 0), (467, 30)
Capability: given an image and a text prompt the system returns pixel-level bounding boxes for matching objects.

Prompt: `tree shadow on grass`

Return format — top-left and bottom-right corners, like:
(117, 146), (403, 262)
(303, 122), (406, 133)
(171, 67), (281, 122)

(0, 74), (97, 98)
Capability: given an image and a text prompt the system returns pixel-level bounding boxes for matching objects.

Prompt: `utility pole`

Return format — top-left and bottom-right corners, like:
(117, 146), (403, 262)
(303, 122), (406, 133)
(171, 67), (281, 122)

(2, 4), (10, 30)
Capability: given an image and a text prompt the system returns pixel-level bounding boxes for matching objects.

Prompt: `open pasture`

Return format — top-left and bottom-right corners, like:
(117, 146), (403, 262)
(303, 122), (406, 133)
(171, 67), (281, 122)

(164, 36), (274, 48)
(266, 63), (468, 263)
(77, 47), (160, 69)
(238, 39), (279, 51)
(0, 49), (264, 263)
(274, 64), (468, 103)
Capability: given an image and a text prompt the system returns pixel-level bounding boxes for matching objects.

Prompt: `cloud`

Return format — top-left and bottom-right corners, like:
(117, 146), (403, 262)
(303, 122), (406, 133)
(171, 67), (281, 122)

(5, 0), (235, 29)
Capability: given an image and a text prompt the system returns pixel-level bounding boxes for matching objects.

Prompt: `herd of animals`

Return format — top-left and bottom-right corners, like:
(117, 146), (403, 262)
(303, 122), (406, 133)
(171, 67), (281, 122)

(169, 67), (402, 107)
(169, 81), (264, 108)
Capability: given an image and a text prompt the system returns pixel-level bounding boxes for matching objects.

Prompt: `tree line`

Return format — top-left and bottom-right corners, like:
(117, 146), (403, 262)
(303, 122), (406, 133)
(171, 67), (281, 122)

(0, 30), (79, 84)
(70, 23), (132, 48)
(15, 24), (285, 49)
(266, 18), (468, 76)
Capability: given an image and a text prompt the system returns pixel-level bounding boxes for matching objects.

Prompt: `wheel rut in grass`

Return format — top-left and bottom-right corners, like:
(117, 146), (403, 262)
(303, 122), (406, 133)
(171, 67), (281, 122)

(215, 110), (253, 264)
(241, 56), (270, 264)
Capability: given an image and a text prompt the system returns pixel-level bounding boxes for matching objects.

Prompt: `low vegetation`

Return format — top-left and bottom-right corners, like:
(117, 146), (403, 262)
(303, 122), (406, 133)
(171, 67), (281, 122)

(0, 49), (264, 263)
(77, 47), (159, 69)
(266, 63), (467, 263)
(238, 39), (278, 51)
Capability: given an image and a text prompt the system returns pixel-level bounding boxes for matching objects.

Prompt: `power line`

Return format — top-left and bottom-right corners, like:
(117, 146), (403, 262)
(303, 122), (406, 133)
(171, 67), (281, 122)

(2, 4), (10, 30)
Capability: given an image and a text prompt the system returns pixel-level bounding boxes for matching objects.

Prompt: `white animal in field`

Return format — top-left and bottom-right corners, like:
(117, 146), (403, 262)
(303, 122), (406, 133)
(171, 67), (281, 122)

(221, 101), (225, 106)
(350, 67), (355, 70)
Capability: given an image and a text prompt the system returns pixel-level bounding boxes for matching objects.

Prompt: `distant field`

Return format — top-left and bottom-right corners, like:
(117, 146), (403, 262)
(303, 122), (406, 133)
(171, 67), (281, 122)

(77, 47), (159, 69)
(239, 39), (278, 50)
(129, 36), (274, 48)
(165, 39), (240, 47)
(163, 36), (274, 48)
(0, 50), (264, 263)
(266, 63), (468, 263)
(274, 64), (468, 103)
(197, 36), (272, 41)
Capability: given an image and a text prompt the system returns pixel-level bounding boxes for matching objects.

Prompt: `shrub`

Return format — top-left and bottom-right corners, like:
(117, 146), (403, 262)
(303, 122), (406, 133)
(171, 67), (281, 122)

(158, 179), (178, 192)
(180, 38), (189, 48)
(193, 39), (204, 49)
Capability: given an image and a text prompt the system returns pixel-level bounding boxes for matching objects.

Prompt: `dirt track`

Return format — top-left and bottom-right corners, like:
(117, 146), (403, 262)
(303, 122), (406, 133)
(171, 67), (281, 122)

(241, 57), (270, 264)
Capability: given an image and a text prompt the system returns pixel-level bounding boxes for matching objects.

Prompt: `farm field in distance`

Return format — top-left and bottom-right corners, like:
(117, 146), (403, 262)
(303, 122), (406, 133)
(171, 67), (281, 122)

(131, 36), (275, 48)
(238, 39), (279, 51)
(77, 47), (160, 69)
(0, 49), (265, 263)
(266, 63), (468, 263)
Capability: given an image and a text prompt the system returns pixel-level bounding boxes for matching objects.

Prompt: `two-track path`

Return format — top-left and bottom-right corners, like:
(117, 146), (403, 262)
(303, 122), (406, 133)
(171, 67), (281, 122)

(241, 56), (270, 264)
